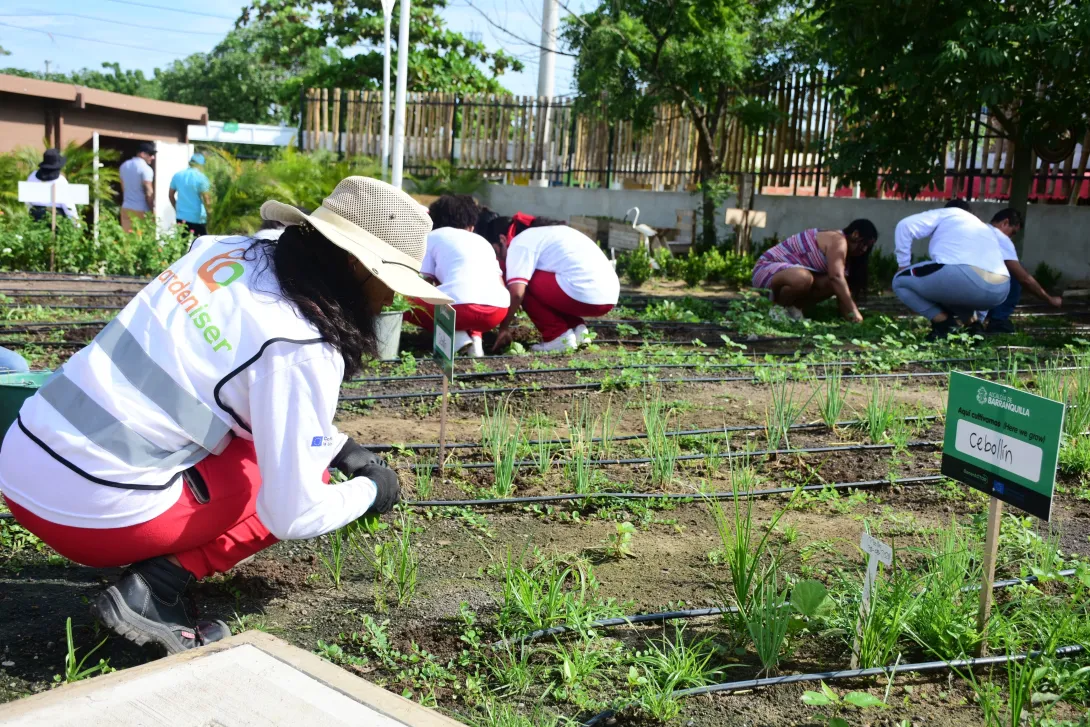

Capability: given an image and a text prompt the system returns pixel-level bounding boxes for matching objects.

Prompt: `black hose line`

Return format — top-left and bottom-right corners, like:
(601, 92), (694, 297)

(405, 474), (942, 508)
(581, 646), (1086, 726)
(493, 568), (1078, 649)
(340, 365), (1084, 404)
(409, 440), (940, 473)
(361, 416), (940, 453)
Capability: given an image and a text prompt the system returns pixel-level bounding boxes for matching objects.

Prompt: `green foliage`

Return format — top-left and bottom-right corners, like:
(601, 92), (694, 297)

(603, 522), (636, 559)
(616, 246), (653, 287)
(816, 0), (1090, 214)
(802, 681), (887, 726)
(492, 551), (623, 634)
(406, 162), (486, 196)
(241, 0), (523, 97)
(1034, 262), (1063, 292)
(54, 618), (114, 684)
(0, 141), (121, 217)
(0, 212), (192, 276)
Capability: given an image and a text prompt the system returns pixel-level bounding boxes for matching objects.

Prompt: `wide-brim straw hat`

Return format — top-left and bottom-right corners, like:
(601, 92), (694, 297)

(260, 176), (452, 305)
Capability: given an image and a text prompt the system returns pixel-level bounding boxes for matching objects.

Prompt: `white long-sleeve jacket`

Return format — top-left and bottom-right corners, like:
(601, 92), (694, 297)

(893, 207), (1008, 276)
(0, 236), (376, 539)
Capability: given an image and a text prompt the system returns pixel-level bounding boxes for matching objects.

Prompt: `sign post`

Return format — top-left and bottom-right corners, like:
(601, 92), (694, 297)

(433, 304), (456, 474)
(941, 372), (1064, 654)
(851, 531), (892, 669)
(18, 181), (90, 271)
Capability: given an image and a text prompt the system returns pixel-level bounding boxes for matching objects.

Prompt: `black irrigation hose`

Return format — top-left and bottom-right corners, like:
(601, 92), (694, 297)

(583, 646), (1087, 726)
(0, 340), (92, 348)
(405, 474), (943, 508)
(0, 304), (123, 312)
(0, 273), (148, 283)
(339, 365), (1085, 404)
(349, 357), (981, 385)
(362, 416), (941, 453)
(410, 440), (939, 473)
(0, 320), (111, 332)
(496, 568), (1080, 648)
(0, 290), (135, 297)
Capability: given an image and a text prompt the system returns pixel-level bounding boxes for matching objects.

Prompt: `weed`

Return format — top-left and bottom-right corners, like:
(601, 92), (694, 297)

(470, 699), (569, 727)
(802, 681), (888, 725)
(357, 512), (418, 610)
(905, 519), (981, 658)
(632, 625), (723, 689)
(603, 521), (636, 559)
(54, 617), (113, 684)
(627, 667), (683, 721)
(844, 559), (918, 669)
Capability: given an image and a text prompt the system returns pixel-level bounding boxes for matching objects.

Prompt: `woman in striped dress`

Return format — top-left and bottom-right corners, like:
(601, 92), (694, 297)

(751, 219), (878, 322)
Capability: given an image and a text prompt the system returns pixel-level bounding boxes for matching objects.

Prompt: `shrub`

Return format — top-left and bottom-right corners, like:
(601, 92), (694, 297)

(680, 249), (708, 287)
(617, 246), (653, 286)
(1034, 261), (1062, 292)
(653, 246), (681, 278)
(0, 213), (192, 276)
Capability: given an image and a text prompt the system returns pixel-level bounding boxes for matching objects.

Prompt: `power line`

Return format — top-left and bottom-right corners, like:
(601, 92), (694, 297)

(457, 0), (578, 57)
(98, 0), (236, 21)
(0, 21), (189, 56)
(0, 13), (226, 37)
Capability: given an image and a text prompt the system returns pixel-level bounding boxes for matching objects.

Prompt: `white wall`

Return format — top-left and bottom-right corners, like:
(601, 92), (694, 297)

(479, 184), (1090, 279)
(153, 140), (193, 232)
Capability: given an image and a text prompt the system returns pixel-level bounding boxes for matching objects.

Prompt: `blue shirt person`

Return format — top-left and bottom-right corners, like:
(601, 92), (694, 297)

(169, 153), (212, 237)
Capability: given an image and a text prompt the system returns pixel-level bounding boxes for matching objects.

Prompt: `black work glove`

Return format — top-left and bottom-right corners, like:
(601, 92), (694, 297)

(361, 464), (401, 514)
(331, 437), (381, 477)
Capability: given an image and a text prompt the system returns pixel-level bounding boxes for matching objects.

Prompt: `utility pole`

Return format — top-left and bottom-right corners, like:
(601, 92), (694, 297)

(533, 0), (559, 187)
(390, 0), (411, 189)
(44, 60), (51, 76)
(380, 0), (395, 179)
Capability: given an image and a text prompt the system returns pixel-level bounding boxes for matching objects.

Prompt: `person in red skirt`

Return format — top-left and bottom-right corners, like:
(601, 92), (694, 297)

(403, 195), (510, 357)
(479, 213), (619, 352)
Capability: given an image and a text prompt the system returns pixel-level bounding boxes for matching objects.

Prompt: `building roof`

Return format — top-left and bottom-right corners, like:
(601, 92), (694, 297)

(0, 73), (208, 123)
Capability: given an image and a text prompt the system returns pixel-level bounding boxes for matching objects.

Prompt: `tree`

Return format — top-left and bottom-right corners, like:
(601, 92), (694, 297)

(815, 0), (1090, 246)
(563, 0), (808, 250)
(239, 0), (524, 95)
(0, 63), (160, 98)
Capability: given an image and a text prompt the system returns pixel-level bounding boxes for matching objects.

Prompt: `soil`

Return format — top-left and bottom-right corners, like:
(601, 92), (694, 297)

(1, 274), (1088, 726)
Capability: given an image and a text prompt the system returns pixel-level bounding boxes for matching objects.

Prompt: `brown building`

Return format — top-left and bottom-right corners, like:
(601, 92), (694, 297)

(0, 73), (207, 155)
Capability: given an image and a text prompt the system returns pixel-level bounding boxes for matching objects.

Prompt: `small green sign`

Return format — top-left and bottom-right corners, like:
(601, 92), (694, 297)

(223, 122), (240, 133)
(433, 304), (456, 381)
(941, 372), (1064, 521)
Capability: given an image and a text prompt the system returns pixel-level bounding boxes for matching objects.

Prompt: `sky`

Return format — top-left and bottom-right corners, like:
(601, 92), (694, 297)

(0, 0), (586, 109)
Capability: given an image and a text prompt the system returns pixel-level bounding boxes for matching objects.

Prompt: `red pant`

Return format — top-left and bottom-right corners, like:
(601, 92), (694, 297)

(1, 437), (297, 579)
(521, 271), (614, 341)
(404, 299), (508, 337)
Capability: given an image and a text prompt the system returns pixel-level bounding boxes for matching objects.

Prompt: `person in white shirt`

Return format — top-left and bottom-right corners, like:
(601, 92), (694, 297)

(119, 142), (156, 232)
(480, 213), (620, 352)
(404, 195), (509, 358)
(892, 200), (1010, 340)
(24, 148), (79, 222)
(977, 208), (1062, 334)
(0, 177), (451, 655)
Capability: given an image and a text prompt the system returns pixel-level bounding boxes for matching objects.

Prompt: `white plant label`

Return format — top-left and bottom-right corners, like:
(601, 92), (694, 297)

(851, 531), (892, 668)
(860, 532), (892, 566)
(954, 418), (1043, 482)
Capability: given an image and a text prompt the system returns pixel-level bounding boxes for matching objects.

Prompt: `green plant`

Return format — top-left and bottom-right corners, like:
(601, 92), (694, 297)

(492, 419), (523, 498)
(802, 681), (888, 727)
(617, 246), (653, 286)
(744, 566), (793, 674)
(604, 521), (636, 558)
(529, 421), (556, 476)
(1059, 435), (1090, 475)
(317, 525), (348, 589)
(765, 377), (815, 450)
(413, 457), (435, 499)
(406, 161), (486, 196)
(905, 518), (981, 658)
(643, 389), (680, 486)
(862, 381), (896, 443)
(54, 617), (113, 684)
(357, 512), (418, 610)
(481, 396), (514, 464)
(493, 551), (623, 634)
(818, 364), (848, 429)
(471, 699), (569, 727)
(632, 625), (723, 689)
(1033, 261), (1063, 292)
(850, 559), (918, 669)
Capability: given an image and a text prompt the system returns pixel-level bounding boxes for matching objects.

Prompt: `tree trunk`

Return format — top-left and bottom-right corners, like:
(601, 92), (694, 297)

(1007, 135), (1033, 256)
(699, 171), (717, 253)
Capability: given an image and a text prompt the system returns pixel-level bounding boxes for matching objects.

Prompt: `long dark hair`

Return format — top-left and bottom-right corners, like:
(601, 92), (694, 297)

(246, 224), (377, 378)
(843, 219), (878, 302)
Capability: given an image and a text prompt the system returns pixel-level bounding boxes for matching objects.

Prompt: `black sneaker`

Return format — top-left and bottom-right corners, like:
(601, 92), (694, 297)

(925, 317), (958, 341)
(986, 318), (1016, 335)
(90, 556), (230, 655)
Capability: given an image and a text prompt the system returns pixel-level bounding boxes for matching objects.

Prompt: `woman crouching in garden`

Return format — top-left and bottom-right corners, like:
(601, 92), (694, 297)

(751, 219), (878, 322)
(0, 177), (450, 654)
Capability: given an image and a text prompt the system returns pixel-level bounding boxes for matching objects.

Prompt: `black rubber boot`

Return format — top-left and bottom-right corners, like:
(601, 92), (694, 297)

(925, 317), (958, 341)
(90, 556), (230, 655)
(986, 318), (1016, 335)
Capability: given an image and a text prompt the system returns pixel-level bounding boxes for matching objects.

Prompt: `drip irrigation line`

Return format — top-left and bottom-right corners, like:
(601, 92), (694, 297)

(496, 568), (1079, 648)
(0, 340), (92, 348)
(0, 320), (110, 332)
(410, 440), (939, 473)
(0, 304), (123, 312)
(340, 365), (1086, 404)
(582, 646), (1086, 725)
(0, 273), (148, 284)
(363, 417), (940, 453)
(406, 474), (943, 508)
(349, 357), (981, 385)
(0, 291), (136, 298)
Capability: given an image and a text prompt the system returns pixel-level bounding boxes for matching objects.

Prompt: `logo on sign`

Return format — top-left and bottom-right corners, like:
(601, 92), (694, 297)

(977, 387), (988, 405)
(975, 385), (1031, 417)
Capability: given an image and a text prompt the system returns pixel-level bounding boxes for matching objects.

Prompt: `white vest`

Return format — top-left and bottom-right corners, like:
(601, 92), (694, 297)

(16, 236), (326, 490)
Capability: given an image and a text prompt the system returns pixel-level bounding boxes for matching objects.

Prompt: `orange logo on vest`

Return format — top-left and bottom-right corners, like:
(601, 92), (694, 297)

(197, 249), (246, 292)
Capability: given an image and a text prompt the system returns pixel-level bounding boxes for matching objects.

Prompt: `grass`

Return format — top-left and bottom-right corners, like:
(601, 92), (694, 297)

(643, 389), (681, 486)
(55, 617), (113, 684)
(765, 376), (815, 449)
(817, 364), (848, 429)
(493, 551), (623, 634)
(491, 419), (523, 498)
(357, 512), (418, 611)
(632, 625), (723, 689)
(862, 381), (897, 443)
(413, 456), (435, 499)
(317, 525), (348, 589)
(905, 519), (981, 658)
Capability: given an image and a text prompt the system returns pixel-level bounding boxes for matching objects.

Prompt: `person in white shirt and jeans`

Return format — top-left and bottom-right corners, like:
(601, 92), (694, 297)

(892, 200), (1010, 340)
(978, 208), (1062, 334)
(0, 177), (451, 655)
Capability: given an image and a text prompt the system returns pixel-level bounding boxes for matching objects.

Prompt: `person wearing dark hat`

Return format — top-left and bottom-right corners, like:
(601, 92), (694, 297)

(169, 153), (213, 237)
(25, 149), (79, 223)
(120, 141), (156, 232)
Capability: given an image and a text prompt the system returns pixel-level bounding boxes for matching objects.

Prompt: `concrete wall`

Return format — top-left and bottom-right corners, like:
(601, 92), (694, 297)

(479, 184), (1090, 280)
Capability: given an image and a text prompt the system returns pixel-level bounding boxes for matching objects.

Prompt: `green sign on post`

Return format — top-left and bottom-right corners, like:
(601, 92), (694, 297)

(432, 304), (456, 382)
(941, 372), (1064, 521)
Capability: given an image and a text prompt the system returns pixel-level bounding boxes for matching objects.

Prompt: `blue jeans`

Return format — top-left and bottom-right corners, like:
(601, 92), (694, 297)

(0, 346), (29, 373)
(893, 262), (1010, 321)
(985, 276), (1021, 322)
